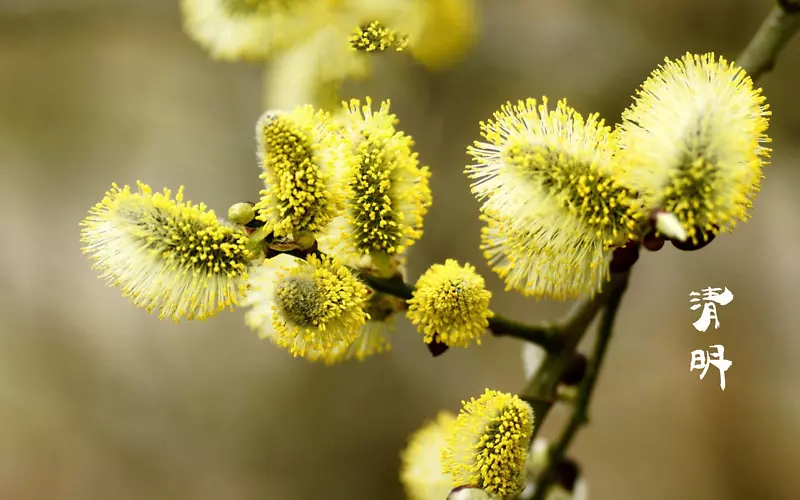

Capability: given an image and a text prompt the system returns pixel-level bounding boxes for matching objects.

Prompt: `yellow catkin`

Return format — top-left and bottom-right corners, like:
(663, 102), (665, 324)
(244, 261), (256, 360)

(616, 52), (771, 244)
(80, 181), (253, 322)
(442, 389), (534, 498)
(242, 253), (370, 359)
(467, 97), (640, 300)
(406, 259), (493, 348)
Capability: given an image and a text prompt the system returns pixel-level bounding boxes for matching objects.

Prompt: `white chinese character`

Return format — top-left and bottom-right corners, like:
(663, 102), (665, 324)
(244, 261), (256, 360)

(689, 345), (733, 391)
(689, 287), (734, 332)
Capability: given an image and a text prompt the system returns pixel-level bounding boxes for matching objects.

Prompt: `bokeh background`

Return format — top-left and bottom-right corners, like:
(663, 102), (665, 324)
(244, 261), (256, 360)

(1, 1), (799, 499)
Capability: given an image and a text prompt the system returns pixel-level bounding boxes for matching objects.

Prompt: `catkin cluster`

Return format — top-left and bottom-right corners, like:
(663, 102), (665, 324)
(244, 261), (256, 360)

(81, 42), (770, 500)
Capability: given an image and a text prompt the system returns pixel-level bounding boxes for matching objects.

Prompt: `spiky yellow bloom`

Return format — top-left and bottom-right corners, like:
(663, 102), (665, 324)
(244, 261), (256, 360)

(616, 52), (771, 244)
(479, 211), (611, 301)
(306, 288), (404, 364)
(349, 20), (409, 52)
(179, 0), (324, 61)
(254, 106), (352, 238)
(242, 253), (370, 359)
(443, 389), (534, 498)
(400, 412), (457, 500)
(406, 260), (492, 348)
(467, 97), (641, 300)
(325, 98), (432, 266)
(80, 182), (253, 322)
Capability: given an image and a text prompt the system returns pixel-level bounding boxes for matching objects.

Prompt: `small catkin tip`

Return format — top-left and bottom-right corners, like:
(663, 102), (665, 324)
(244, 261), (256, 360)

(654, 211), (687, 242)
(406, 259), (492, 348)
(442, 389), (534, 498)
(349, 21), (409, 52)
(228, 202), (256, 225)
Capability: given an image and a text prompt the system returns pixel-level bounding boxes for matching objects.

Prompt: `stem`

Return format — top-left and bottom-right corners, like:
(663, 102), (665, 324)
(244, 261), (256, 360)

(518, 271), (630, 441)
(357, 270), (414, 300)
(488, 315), (562, 353)
(358, 271), (623, 354)
(529, 272), (629, 500)
(735, 2), (800, 79)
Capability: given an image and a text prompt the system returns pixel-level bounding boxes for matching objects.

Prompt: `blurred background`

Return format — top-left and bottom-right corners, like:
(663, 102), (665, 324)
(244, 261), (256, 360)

(1, 0), (799, 499)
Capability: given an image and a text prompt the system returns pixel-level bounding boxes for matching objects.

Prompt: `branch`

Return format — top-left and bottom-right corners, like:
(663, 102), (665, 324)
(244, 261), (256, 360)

(735, 2), (800, 79)
(529, 271), (629, 500)
(358, 270), (565, 353)
(518, 270), (630, 441)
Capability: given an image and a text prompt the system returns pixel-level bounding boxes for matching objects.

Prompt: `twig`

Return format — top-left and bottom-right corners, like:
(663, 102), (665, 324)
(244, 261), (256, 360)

(358, 270), (624, 355)
(518, 271), (631, 441)
(357, 270), (414, 300)
(358, 270), (566, 352)
(735, 2), (800, 79)
(529, 272), (629, 500)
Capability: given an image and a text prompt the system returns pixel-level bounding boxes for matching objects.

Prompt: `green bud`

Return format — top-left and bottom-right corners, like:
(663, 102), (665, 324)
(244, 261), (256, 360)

(228, 202), (255, 225)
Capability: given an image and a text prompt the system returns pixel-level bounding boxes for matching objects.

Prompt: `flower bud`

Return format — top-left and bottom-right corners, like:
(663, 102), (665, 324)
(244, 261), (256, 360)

(560, 353), (588, 386)
(671, 231), (716, 251)
(228, 202), (256, 226)
(654, 211), (687, 242)
(609, 242), (640, 273)
(642, 230), (665, 252)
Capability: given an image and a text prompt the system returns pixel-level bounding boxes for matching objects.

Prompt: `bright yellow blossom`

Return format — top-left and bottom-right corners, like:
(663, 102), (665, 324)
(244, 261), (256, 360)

(479, 211), (611, 301)
(305, 288), (404, 364)
(443, 389), (534, 498)
(242, 253), (370, 359)
(253, 105), (353, 239)
(467, 97), (640, 300)
(400, 412), (458, 500)
(322, 98), (431, 268)
(80, 182), (253, 322)
(406, 260), (492, 348)
(616, 52), (771, 244)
